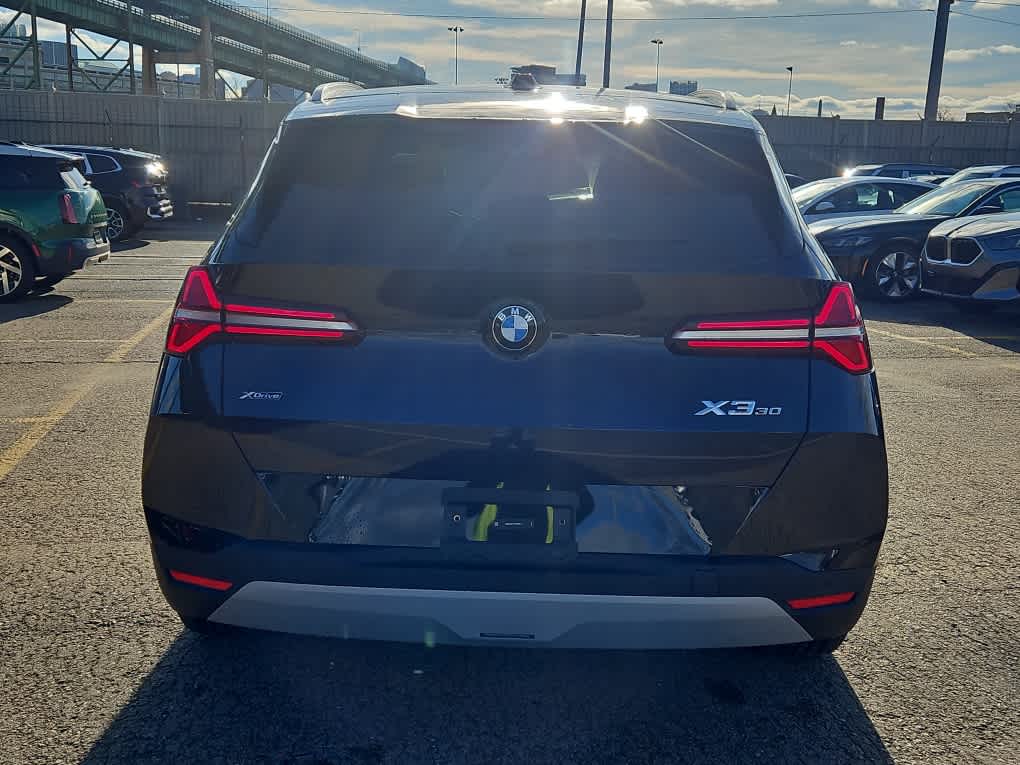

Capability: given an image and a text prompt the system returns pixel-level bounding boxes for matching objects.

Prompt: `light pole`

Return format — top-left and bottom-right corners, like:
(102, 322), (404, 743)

(650, 39), (663, 92)
(448, 26), (464, 84)
(786, 65), (794, 116)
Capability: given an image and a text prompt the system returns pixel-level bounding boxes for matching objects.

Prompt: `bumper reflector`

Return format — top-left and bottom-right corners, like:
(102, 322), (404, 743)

(787, 591), (855, 610)
(169, 569), (233, 591)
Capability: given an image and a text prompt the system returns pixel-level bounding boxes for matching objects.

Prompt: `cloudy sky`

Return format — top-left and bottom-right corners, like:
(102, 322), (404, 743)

(14, 0), (1020, 118)
(259, 0), (1020, 118)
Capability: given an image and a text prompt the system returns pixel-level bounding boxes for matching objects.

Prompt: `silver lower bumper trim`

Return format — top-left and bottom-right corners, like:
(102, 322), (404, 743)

(208, 583), (812, 649)
(84, 251), (109, 266)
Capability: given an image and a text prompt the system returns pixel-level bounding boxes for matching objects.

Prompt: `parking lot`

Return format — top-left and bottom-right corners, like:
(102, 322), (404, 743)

(0, 221), (1017, 765)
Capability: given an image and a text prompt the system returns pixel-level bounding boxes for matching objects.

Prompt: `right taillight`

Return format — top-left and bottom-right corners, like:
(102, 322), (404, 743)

(812, 282), (872, 374)
(59, 193), (78, 224)
(165, 266), (359, 356)
(670, 281), (872, 374)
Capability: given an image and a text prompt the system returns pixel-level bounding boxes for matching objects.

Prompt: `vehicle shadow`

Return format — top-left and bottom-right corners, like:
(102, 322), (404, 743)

(0, 293), (71, 320)
(111, 238), (151, 253)
(81, 631), (891, 764)
(860, 297), (1020, 355)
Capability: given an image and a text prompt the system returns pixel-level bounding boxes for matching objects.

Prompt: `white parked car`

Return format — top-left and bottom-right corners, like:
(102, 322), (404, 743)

(793, 177), (936, 223)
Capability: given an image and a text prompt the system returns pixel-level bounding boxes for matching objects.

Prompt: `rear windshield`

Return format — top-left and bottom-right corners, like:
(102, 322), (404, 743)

(0, 156), (82, 190)
(219, 115), (800, 272)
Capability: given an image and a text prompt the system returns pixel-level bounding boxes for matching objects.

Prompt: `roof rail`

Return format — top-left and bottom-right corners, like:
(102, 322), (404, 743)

(689, 89), (739, 111)
(310, 81), (366, 103)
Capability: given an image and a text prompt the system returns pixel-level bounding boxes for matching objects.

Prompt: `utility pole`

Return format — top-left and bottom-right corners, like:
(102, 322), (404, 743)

(574, 0), (586, 82)
(650, 39), (663, 93)
(786, 66), (794, 116)
(602, 0), (613, 88)
(448, 26), (464, 85)
(924, 0), (953, 122)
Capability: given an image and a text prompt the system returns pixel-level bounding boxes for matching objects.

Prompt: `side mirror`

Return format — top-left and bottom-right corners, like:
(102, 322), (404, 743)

(814, 201), (836, 213)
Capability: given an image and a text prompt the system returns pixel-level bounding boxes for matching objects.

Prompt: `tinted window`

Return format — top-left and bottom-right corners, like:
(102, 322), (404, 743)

(222, 116), (799, 270)
(981, 189), (1020, 213)
(1002, 168), (1020, 177)
(886, 183), (929, 207)
(811, 182), (890, 214)
(86, 154), (118, 173)
(0, 156), (62, 190)
(877, 167), (908, 178)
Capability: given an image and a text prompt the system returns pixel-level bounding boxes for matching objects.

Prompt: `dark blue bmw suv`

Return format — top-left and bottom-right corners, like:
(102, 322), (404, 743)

(143, 84), (888, 654)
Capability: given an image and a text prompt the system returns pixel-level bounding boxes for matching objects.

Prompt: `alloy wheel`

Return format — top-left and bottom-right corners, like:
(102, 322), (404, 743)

(875, 250), (920, 299)
(0, 244), (23, 297)
(106, 208), (125, 241)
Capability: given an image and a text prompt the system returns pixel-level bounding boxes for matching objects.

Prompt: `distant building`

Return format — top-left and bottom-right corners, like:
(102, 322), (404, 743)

(510, 64), (586, 86)
(669, 80), (698, 96)
(396, 56), (427, 84)
(241, 78), (304, 102)
(965, 109), (1018, 123)
(625, 80), (698, 95)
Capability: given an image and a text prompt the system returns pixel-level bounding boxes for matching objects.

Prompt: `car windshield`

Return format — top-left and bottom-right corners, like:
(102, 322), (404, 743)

(943, 169), (993, 184)
(791, 178), (844, 205)
(897, 182), (996, 216)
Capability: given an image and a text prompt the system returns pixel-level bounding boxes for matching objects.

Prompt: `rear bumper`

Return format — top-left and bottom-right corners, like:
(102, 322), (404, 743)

(37, 236), (111, 275)
(148, 516), (875, 648)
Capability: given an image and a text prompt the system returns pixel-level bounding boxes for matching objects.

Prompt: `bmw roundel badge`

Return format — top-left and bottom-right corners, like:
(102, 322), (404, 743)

(492, 305), (539, 352)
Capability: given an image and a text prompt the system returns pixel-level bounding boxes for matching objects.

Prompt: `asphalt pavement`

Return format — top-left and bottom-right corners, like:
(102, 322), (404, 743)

(0, 222), (1017, 765)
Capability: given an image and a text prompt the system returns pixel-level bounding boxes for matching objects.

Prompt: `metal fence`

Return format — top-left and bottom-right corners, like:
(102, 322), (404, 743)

(0, 89), (291, 202)
(759, 115), (1020, 179)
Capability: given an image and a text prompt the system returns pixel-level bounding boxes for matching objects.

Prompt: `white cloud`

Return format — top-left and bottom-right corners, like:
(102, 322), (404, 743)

(945, 44), (1020, 63)
(839, 40), (858, 47)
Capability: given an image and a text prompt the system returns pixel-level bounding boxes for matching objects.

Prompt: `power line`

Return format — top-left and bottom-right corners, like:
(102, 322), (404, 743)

(231, 6), (932, 23)
(951, 8), (1020, 25)
(955, 0), (1020, 6)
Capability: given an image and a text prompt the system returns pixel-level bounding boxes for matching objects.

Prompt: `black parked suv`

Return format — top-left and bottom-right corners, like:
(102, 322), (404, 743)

(41, 145), (172, 242)
(143, 85), (888, 654)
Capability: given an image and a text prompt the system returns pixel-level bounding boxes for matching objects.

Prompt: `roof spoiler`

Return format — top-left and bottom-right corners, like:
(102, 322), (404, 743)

(689, 89), (739, 111)
(310, 81), (365, 103)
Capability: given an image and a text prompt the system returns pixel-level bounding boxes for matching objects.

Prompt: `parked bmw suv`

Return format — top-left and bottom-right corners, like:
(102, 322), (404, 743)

(41, 145), (173, 242)
(0, 142), (109, 302)
(143, 85), (888, 654)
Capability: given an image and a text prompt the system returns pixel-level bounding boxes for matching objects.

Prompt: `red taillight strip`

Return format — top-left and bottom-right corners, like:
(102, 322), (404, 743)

(670, 282), (872, 374)
(787, 592), (855, 610)
(225, 303), (337, 320)
(169, 569), (233, 591)
(165, 266), (360, 355)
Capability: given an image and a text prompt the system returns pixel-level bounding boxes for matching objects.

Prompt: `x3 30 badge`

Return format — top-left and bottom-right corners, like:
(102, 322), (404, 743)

(695, 400), (783, 416)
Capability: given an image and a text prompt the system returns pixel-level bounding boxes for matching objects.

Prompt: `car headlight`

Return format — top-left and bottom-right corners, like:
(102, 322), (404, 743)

(825, 235), (873, 249)
(145, 162), (166, 176)
(985, 233), (1020, 251)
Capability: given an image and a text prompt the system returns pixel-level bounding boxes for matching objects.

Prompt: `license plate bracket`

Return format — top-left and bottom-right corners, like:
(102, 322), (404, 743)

(439, 487), (578, 562)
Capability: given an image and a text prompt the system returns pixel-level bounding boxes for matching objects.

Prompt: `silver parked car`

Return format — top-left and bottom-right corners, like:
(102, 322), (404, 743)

(922, 212), (1020, 312)
(940, 165), (1020, 186)
(792, 177), (935, 223)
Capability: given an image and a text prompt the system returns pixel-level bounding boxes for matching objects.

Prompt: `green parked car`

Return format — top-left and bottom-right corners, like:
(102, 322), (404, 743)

(0, 142), (110, 302)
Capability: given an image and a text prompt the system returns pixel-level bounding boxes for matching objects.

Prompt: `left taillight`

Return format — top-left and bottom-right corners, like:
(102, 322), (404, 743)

(165, 266), (359, 356)
(670, 282), (873, 374)
(59, 193), (78, 224)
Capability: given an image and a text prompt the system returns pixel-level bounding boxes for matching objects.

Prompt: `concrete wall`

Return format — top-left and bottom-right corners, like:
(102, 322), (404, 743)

(759, 115), (1020, 179)
(0, 89), (291, 203)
